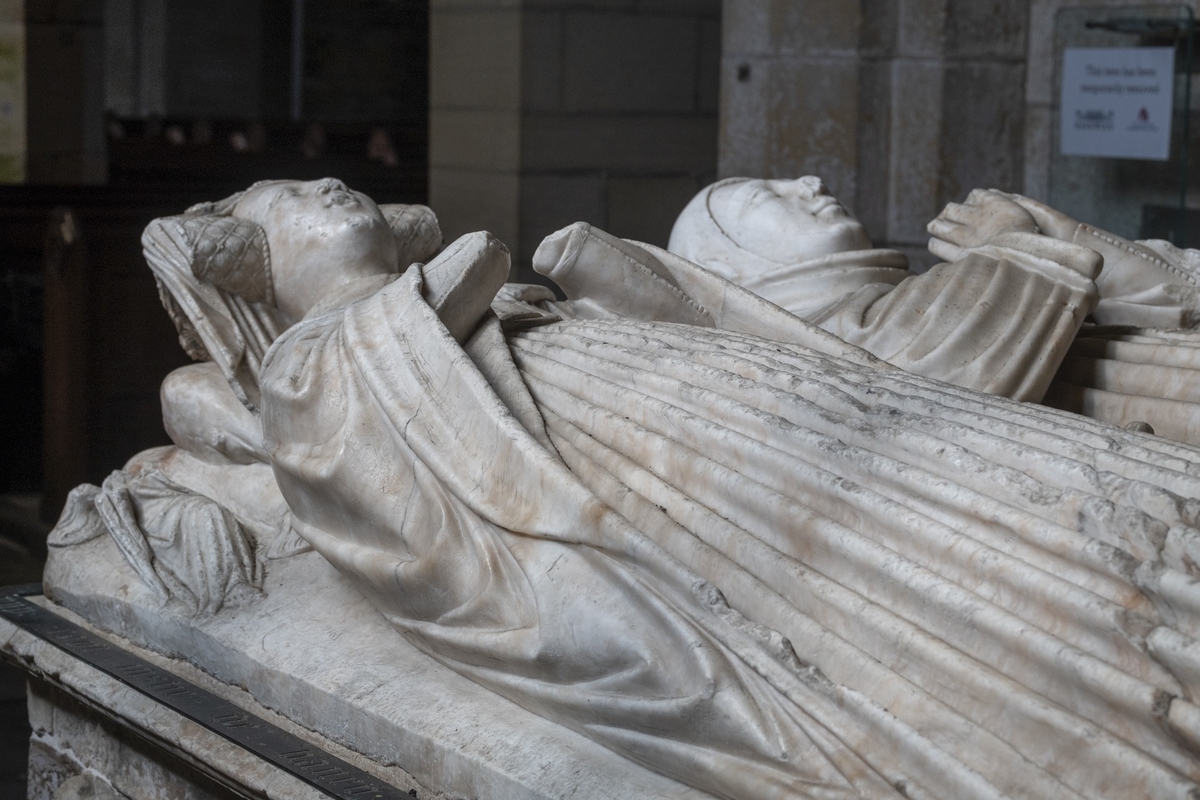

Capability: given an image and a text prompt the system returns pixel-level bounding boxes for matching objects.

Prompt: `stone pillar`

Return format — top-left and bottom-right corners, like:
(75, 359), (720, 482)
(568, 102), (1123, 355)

(720, 0), (1028, 269)
(429, 0), (720, 281)
(429, 0), (523, 256)
(26, 0), (106, 183)
(1023, 0), (1060, 205)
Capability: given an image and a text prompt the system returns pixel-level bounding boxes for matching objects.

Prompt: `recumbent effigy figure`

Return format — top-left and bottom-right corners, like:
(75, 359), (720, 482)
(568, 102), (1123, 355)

(668, 175), (1200, 444)
(46, 177), (1200, 798)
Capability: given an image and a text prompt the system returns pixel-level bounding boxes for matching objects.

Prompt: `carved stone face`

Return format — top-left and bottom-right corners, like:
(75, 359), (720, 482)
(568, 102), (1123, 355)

(709, 176), (872, 263)
(233, 178), (399, 320)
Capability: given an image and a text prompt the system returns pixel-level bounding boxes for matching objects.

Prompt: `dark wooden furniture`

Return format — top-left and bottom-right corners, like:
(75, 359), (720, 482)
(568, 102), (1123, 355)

(0, 175), (425, 527)
(1, 187), (204, 523)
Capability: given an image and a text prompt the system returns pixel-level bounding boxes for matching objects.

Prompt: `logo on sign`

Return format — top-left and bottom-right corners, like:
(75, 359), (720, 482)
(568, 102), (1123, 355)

(1075, 109), (1114, 130)
(1129, 106), (1157, 132)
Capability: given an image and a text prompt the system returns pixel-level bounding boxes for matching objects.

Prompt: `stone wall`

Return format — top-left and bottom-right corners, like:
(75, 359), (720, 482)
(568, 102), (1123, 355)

(430, 0), (720, 280)
(720, 0), (1200, 265)
(721, 0), (1029, 269)
(429, 0), (523, 257)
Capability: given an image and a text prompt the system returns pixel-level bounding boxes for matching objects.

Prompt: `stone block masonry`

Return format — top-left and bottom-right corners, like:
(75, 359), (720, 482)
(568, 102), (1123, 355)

(720, 0), (1030, 271)
(430, 0), (720, 281)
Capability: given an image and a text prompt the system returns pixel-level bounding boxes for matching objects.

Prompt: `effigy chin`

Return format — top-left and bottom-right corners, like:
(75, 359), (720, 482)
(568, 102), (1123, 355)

(12, 176), (1200, 799)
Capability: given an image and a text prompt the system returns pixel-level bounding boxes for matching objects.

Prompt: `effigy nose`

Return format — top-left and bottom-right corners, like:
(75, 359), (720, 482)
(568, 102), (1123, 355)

(315, 178), (348, 194)
(796, 175), (827, 197)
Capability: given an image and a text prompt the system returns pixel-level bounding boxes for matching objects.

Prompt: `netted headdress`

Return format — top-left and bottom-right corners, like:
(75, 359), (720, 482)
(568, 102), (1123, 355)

(143, 184), (444, 411)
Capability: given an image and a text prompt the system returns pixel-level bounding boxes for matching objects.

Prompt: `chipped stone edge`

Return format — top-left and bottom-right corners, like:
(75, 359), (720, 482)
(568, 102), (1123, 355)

(0, 596), (441, 800)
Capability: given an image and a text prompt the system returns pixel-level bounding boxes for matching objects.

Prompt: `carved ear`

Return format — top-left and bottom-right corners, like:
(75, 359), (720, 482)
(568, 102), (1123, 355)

(379, 203), (443, 268)
(171, 215), (274, 305)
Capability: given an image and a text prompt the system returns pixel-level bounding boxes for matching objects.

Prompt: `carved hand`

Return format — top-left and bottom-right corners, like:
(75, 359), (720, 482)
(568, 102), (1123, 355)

(421, 231), (511, 344)
(995, 192), (1082, 242)
(926, 189), (1039, 262)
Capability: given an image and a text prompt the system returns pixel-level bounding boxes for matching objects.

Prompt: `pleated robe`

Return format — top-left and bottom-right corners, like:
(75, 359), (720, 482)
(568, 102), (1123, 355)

(261, 265), (1200, 799)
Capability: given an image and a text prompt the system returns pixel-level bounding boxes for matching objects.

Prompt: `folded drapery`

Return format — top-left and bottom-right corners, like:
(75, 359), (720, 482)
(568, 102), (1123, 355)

(262, 268), (912, 800)
(1046, 326), (1200, 447)
(257, 262), (1200, 799)
(667, 182), (1101, 403)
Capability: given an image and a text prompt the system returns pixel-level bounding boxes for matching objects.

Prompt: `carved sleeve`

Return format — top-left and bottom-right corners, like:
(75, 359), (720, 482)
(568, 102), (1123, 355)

(1072, 225), (1200, 328)
(817, 232), (1102, 403)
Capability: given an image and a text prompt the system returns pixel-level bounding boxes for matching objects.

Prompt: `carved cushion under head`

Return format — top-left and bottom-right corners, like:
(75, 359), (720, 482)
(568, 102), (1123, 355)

(379, 203), (443, 268)
(171, 215), (274, 305)
(142, 212), (290, 412)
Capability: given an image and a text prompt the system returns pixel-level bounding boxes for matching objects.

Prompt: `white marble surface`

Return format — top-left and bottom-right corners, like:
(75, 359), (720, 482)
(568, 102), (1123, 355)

(43, 178), (1200, 799)
(938, 192), (1200, 445)
(987, 192), (1200, 329)
(669, 176), (1200, 445)
(3, 597), (391, 800)
(39, 534), (701, 800)
(669, 178), (1100, 402)
(1045, 326), (1200, 446)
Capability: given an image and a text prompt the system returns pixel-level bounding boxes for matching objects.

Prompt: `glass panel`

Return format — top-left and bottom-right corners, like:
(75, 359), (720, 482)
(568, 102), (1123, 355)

(1050, 4), (1195, 244)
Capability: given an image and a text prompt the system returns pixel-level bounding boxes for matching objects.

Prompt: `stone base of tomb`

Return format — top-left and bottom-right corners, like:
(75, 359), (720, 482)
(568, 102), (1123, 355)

(2, 598), (427, 800)
(21, 677), (325, 800)
(4, 530), (701, 800)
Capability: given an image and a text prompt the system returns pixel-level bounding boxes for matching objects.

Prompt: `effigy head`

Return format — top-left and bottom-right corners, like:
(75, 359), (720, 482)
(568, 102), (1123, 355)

(668, 176), (872, 282)
(156, 178), (442, 321)
(140, 179), (444, 409)
(236, 178), (435, 319)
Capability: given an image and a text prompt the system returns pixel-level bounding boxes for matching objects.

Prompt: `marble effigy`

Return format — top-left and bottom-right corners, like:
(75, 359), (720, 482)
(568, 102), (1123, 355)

(35, 520), (698, 799)
(929, 188), (1200, 447)
(1045, 325), (1200, 444)
(667, 177), (1102, 402)
(41, 178), (1200, 799)
(669, 176), (1200, 446)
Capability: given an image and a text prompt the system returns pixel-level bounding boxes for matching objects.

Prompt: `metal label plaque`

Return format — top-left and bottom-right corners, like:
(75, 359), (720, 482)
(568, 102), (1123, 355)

(0, 585), (414, 800)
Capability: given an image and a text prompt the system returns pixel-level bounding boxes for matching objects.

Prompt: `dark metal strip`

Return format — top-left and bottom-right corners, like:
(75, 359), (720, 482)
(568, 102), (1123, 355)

(0, 585), (413, 800)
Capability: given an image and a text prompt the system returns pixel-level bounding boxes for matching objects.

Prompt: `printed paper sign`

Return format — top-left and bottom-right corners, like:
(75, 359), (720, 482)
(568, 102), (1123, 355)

(1060, 47), (1175, 161)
